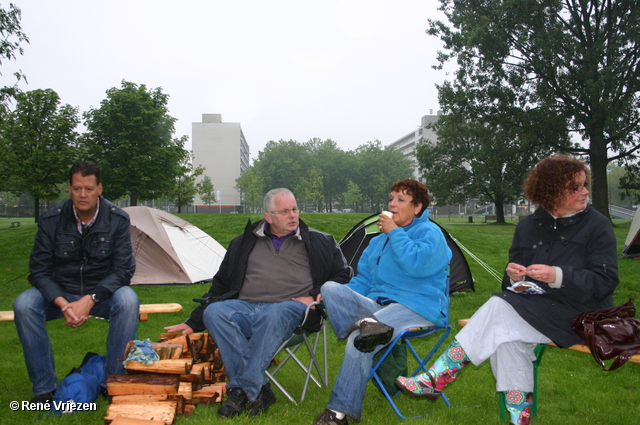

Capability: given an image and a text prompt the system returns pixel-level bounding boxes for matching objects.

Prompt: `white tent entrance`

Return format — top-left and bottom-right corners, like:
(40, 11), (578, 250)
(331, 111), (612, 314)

(622, 208), (640, 259)
(124, 206), (226, 284)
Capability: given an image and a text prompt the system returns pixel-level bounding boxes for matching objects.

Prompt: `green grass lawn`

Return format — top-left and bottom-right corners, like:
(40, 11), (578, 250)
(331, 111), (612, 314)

(0, 213), (638, 424)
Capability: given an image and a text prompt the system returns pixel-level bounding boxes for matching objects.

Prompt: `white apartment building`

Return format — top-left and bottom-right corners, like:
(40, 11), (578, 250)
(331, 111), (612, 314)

(387, 112), (441, 180)
(192, 114), (250, 212)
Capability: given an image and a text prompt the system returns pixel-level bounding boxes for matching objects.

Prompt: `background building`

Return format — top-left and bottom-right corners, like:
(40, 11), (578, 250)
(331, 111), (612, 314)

(387, 111), (441, 181)
(192, 114), (250, 212)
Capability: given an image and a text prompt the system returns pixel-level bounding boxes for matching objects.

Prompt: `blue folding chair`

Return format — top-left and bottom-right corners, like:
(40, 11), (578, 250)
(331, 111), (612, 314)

(368, 279), (451, 419)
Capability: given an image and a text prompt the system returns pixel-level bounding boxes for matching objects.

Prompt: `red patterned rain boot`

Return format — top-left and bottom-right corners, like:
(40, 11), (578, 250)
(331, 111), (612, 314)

(503, 390), (533, 425)
(395, 339), (470, 400)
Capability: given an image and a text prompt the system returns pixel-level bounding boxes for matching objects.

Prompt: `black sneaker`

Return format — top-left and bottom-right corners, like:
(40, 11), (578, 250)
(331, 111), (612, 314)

(353, 320), (394, 352)
(218, 387), (248, 418)
(30, 392), (54, 405)
(313, 408), (349, 425)
(247, 382), (276, 417)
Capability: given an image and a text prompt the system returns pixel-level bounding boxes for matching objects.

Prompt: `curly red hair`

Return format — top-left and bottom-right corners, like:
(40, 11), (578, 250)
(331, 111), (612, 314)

(390, 179), (430, 216)
(524, 155), (590, 213)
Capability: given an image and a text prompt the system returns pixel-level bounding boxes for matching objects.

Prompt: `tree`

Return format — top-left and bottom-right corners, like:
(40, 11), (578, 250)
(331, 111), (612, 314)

(81, 80), (189, 205)
(417, 115), (554, 223)
(306, 167), (324, 212)
(342, 181), (363, 212)
(306, 138), (350, 212)
(169, 155), (203, 213)
(197, 175), (216, 206)
(0, 3), (29, 115)
(352, 141), (414, 212)
(617, 161), (640, 206)
(0, 89), (79, 220)
(428, 0), (640, 220)
(235, 166), (265, 213)
(253, 140), (312, 191)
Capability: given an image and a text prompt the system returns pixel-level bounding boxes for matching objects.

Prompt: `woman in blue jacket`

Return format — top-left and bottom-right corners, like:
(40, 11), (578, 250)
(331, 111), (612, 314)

(313, 179), (452, 425)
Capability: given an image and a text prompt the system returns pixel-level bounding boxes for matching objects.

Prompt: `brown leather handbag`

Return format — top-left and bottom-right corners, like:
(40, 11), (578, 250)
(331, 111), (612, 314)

(571, 298), (640, 371)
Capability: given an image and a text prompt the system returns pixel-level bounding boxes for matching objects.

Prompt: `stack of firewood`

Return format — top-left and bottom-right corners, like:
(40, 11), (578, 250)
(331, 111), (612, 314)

(104, 332), (228, 425)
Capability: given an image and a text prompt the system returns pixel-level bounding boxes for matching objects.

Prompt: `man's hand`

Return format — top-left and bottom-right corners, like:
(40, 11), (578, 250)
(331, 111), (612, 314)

(164, 323), (194, 334)
(60, 295), (94, 328)
(291, 296), (315, 306)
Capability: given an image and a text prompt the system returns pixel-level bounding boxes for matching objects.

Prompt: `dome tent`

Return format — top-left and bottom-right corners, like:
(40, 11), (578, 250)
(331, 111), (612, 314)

(124, 206), (226, 285)
(339, 213), (474, 294)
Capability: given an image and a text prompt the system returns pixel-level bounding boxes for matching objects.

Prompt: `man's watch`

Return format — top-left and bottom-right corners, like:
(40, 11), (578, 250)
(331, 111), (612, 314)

(91, 293), (100, 304)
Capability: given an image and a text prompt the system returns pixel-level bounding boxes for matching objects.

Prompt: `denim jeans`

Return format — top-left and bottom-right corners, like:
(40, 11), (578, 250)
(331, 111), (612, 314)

(13, 286), (139, 395)
(202, 299), (307, 401)
(321, 281), (433, 421)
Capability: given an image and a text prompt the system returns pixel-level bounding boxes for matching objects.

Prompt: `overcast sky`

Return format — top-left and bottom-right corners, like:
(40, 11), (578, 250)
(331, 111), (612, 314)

(6, 0), (453, 160)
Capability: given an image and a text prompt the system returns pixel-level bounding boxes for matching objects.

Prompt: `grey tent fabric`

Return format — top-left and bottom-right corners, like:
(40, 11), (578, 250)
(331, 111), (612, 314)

(124, 207), (226, 285)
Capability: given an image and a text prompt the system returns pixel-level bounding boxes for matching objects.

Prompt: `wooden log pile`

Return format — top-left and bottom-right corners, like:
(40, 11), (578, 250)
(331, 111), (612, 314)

(104, 332), (228, 424)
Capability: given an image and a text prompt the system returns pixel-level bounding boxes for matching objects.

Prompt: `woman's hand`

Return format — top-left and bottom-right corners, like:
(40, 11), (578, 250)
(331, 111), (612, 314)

(377, 212), (397, 234)
(506, 262), (528, 282)
(525, 264), (556, 283)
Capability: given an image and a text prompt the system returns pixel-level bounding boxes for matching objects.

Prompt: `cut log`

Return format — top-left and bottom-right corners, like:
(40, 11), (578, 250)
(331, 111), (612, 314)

(158, 333), (212, 361)
(105, 401), (178, 424)
(109, 417), (167, 425)
(191, 362), (212, 384)
(108, 394), (186, 414)
(180, 366), (204, 391)
(125, 359), (193, 375)
(111, 394), (172, 404)
(212, 371), (228, 384)
(178, 382), (193, 401)
(183, 404), (196, 416)
(107, 374), (180, 396)
(190, 383), (226, 405)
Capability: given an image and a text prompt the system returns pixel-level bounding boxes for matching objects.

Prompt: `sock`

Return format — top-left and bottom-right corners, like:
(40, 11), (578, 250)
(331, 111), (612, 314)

(330, 409), (345, 419)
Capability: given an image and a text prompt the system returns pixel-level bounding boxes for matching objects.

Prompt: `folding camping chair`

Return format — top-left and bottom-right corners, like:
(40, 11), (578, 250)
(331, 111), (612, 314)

(368, 279), (452, 419)
(193, 297), (328, 405)
(266, 301), (329, 404)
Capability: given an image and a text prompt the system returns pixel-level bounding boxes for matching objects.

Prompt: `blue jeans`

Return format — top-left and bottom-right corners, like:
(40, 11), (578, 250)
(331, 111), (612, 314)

(321, 281), (433, 421)
(203, 299), (307, 401)
(13, 286), (139, 396)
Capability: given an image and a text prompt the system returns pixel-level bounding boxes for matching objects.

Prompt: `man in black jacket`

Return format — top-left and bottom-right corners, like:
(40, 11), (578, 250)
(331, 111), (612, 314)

(14, 161), (139, 404)
(165, 188), (352, 418)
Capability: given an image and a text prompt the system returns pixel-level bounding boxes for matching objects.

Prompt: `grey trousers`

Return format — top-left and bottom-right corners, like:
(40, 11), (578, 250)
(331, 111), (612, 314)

(456, 296), (552, 392)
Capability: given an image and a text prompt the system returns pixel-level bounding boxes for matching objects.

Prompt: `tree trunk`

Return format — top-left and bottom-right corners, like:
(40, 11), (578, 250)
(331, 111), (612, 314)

(130, 192), (138, 206)
(34, 197), (40, 222)
(495, 198), (506, 224)
(589, 134), (611, 221)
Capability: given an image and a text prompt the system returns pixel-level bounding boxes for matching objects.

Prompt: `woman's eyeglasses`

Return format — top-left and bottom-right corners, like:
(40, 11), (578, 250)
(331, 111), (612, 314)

(570, 184), (589, 193)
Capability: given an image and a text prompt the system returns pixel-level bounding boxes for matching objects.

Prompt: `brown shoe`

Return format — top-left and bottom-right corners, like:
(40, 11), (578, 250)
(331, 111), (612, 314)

(313, 409), (349, 425)
(354, 320), (394, 352)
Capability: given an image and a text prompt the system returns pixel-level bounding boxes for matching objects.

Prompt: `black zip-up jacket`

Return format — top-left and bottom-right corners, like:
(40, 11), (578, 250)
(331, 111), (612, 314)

(185, 218), (352, 331)
(496, 204), (618, 347)
(28, 197), (136, 304)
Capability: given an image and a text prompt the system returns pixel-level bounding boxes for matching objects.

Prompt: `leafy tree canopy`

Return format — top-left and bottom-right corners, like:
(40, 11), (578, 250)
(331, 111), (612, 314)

(0, 89), (79, 219)
(237, 139), (413, 213)
(81, 80), (189, 205)
(428, 0), (640, 219)
(0, 3), (29, 115)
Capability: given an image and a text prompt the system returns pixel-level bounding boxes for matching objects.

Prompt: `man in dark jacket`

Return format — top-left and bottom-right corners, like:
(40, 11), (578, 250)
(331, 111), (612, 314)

(165, 188), (352, 418)
(14, 161), (139, 404)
